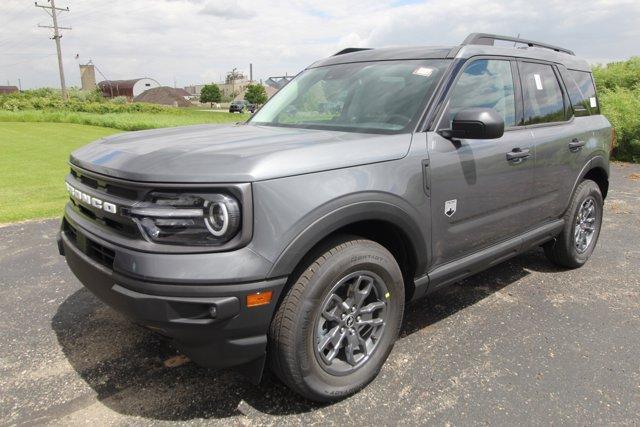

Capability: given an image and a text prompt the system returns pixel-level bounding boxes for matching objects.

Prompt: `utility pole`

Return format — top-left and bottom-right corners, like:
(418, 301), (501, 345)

(35, 0), (71, 101)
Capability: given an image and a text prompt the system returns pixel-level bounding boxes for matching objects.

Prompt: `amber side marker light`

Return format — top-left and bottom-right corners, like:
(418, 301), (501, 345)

(246, 290), (273, 308)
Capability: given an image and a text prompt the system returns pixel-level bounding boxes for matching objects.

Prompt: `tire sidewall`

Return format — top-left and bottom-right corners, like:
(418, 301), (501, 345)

(293, 241), (404, 400)
(565, 181), (603, 265)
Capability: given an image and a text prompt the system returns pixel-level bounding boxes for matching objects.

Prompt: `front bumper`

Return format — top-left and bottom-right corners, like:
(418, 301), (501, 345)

(57, 215), (286, 378)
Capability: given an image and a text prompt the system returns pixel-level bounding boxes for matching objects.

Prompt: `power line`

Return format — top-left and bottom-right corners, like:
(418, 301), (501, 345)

(35, 0), (71, 101)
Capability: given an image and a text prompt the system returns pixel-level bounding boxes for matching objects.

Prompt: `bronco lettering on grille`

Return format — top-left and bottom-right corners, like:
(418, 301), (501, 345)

(66, 182), (117, 214)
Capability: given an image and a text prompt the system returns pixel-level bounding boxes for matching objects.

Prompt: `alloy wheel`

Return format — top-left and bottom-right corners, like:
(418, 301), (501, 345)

(314, 271), (388, 375)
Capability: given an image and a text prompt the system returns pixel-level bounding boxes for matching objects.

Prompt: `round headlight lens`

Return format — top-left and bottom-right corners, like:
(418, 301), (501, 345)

(206, 201), (229, 236)
(204, 194), (240, 239)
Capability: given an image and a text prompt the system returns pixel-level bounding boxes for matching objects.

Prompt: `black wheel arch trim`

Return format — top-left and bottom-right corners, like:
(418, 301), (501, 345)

(266, 197), (428, 280)
(565, 154), (609, 213)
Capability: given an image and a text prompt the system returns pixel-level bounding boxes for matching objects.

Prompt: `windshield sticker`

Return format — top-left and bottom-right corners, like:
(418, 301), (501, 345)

(413, 67), (434, 77)
(534, 74), (543, 90)
(590, 97), (597, 108)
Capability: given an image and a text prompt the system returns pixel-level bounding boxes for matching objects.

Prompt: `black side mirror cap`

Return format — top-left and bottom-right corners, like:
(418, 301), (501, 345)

(439, 107), (505, 140)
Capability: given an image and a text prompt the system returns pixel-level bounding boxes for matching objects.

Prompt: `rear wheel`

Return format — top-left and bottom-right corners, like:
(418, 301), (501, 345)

(268, 237), (404, 402)
(544, 179), (603, 268)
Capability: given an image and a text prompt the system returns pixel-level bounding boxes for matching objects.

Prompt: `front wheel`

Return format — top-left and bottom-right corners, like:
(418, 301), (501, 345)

(544, 179), (603, 268)
(268, 237), (404, 402)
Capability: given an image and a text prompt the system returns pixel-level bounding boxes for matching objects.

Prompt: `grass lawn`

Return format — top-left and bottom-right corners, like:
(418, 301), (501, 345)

(0, 122), (121, 224)
(0, 109), (250, 131)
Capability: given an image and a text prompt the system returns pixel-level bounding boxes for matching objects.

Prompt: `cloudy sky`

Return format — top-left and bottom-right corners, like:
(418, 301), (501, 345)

(1, 0), (639, 90)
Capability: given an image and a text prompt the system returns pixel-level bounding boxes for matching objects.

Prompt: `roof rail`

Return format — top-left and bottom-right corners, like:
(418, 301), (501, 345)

(333, 47), (372, 56)
(461, 33), (575, 56)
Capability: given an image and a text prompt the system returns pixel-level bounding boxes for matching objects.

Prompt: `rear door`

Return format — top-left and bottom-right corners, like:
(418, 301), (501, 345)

(428, 58), (535, 267)
(518, 61), (590, 220)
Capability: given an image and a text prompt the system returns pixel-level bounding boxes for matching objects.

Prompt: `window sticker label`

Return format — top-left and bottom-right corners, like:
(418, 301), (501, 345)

(590, 96), (597, 108)
(413, 67), (434, 77)
(534, 74), (543, 90)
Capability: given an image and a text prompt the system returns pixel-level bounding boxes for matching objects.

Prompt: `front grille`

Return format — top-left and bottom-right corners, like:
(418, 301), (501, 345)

(67, 166), (143, 239)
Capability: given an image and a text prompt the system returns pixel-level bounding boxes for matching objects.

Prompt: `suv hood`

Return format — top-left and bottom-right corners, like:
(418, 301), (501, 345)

(70, 124), (412, 183)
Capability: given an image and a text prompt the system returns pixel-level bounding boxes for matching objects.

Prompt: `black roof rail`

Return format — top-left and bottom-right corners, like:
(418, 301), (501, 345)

(461, 33), (575, 56)
(333, 47), (372, 56)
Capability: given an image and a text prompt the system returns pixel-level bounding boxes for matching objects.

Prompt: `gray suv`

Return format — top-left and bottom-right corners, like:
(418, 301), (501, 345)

(57, 33), (612, 402)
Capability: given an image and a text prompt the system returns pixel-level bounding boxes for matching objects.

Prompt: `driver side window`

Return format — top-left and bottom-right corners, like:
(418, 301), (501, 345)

(448, 59), (516, 128)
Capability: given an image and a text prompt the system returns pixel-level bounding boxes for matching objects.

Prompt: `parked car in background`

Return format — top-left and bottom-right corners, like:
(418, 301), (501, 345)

(229, 100), (255, 113)
(58, 33), (611, 402)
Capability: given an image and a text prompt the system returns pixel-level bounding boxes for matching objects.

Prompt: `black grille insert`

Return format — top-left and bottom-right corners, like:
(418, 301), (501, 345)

(63, 218), (116, 269)
(86, 239), (116, 268)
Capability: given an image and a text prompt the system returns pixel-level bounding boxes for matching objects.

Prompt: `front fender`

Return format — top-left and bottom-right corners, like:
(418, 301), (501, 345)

(266, 196), (428, 279)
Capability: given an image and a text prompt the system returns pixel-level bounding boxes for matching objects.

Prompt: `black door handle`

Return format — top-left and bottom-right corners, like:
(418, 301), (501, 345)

(569, 138), (586, 151)
(506, 148), (531, 162)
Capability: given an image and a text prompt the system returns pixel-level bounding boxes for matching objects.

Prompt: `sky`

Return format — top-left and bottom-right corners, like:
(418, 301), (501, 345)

(1, 0), (639, 90)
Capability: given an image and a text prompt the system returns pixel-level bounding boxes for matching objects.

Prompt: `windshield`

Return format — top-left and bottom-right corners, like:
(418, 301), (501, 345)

(250, 59), (450, 133)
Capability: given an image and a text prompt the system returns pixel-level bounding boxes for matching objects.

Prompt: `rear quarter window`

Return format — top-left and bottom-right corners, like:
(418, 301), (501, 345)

(567, 70), (600, 115)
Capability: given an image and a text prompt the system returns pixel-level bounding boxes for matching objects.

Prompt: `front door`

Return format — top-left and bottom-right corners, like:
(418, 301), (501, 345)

(427, 58), (535, 268)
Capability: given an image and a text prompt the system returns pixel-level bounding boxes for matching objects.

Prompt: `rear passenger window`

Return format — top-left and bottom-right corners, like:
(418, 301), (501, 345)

(570, 70), (599, 115)
(448, 59), (516, 128)
(520, 62), (566, 125)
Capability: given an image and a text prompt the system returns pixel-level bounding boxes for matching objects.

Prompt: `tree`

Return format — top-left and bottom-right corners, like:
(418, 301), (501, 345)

(244, 84), (268, 105)
(200, 84), (221, 108)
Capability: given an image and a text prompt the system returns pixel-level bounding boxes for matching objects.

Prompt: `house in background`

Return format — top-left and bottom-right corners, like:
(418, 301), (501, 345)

(98, 78), (160, 99)
(0, 86), (19, 94)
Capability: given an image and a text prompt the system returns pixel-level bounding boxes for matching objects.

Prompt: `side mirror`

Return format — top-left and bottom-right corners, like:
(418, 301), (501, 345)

(440, 107), (505, 140)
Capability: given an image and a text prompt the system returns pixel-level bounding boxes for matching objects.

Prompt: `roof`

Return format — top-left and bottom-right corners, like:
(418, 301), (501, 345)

(133, 86), (192, 107)
(310, 34), (590, 72)
(0, 86), (19, 94)
(98, 79), (142, 90)
(97, 78), (159, 90)
(173, 88), (192, 97)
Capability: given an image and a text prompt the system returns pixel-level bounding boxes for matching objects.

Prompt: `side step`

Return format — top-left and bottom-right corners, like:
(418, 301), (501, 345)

(412, 219), (564, 300)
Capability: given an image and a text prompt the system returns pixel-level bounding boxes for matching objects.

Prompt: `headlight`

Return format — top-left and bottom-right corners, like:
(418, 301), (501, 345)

(129, 192), (241, 246)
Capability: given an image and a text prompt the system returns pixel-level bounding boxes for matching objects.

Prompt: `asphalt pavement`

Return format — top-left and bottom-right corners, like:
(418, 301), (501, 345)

(1, 162), (639, 425)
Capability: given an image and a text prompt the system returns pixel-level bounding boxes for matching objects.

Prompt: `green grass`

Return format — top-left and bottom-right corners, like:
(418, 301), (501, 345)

(0, 122), (121, 223)
(0, 109), (250, 131)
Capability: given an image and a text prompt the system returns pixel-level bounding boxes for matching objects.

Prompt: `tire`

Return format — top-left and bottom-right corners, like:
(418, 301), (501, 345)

(268, 236), (404, 402)
(544, 179), (603, 268)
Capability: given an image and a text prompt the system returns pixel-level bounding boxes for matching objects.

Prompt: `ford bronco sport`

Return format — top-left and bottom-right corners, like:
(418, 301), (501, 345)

(57, 33), (612, 402)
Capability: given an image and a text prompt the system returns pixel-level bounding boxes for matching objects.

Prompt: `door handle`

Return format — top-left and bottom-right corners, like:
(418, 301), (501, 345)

(506, 148), (531, 162)
(569, 138), (586, 151)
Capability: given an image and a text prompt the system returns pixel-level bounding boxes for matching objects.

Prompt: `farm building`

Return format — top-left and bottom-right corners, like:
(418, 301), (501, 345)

(133, 87), (192, 107)
(0, 86), (19, 94)
(98, 78), (160, 99)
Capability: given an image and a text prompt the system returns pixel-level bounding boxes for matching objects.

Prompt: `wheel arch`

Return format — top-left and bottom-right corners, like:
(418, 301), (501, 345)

(568, 155), (609, 209)
(266, 200), (428, 301)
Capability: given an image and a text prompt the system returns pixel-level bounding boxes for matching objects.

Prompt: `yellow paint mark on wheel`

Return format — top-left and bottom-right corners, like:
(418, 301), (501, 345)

(385, 292), (390, 299)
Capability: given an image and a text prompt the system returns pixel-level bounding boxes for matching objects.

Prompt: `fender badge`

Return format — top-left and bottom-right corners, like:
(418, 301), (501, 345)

(444, 199), (457, 217)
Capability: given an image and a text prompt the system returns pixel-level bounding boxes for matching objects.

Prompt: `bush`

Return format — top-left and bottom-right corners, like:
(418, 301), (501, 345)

(0, 88), (171, 114)
(594, 57), (640, 162)
(599, 85), (640, 162)
(593, 57), (640, 91)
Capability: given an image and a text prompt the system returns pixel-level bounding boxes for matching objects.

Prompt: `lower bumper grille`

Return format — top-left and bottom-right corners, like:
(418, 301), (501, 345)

(63, 219), (115, 269)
